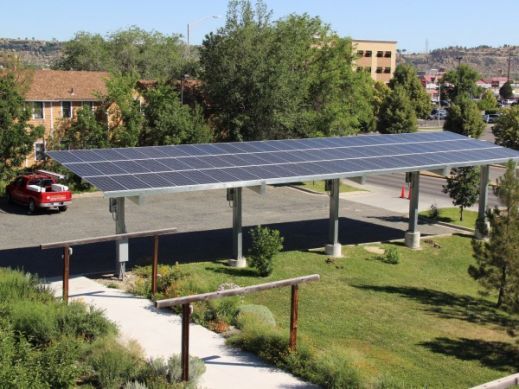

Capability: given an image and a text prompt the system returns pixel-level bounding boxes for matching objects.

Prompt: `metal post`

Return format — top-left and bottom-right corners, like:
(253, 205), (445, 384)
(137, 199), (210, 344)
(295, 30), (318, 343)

(63, 245), (70, 303)
(289, 284), (299, 351)
(476, 165), (490, 238)
(151, 235), (159, 295)
(115, 197), (128, 280)
(405, 171), (421, 249)
(325, 179), (342, 257)
(181, 303), (191, 382)
(230, 188), (246, 267)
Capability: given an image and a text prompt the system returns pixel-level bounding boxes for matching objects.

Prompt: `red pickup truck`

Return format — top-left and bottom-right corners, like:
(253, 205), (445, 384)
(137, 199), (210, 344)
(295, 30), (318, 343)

(5, 170), (72, 213)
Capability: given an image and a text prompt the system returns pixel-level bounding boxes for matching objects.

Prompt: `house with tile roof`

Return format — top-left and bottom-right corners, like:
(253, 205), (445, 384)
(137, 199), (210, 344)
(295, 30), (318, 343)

(24, 70), (109, 165)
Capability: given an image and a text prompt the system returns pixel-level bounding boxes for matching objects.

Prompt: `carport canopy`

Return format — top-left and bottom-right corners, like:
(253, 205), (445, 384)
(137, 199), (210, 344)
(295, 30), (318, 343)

(47, 131), (519, 274)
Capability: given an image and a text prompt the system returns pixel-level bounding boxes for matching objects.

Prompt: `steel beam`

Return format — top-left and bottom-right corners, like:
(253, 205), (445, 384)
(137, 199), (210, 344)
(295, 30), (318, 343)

(325, 179), (342, 257)
(229, 188), (246, 267)
(405, 171), (421, 249)
(114, 197), (128, 279)
(476, 165), (490, 238)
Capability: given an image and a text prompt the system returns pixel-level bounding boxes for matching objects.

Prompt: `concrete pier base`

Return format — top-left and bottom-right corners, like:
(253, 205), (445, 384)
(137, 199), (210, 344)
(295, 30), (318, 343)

(405, 231), (421, 249)
(325, 243), (343, 257)
(228, 258), (247, 268)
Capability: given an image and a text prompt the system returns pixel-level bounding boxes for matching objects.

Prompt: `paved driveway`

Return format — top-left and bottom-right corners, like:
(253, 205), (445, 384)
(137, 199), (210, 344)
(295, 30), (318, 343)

(0, 186), (453, 277)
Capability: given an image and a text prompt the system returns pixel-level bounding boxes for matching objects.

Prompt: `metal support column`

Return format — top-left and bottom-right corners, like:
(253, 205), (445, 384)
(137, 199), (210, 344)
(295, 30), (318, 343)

(476, 165), (490, 238)
(325, 179), (342, 257)
(229, 188), (246, 267)
(114, 197), (128, 279)
(405, 171), (421, 249)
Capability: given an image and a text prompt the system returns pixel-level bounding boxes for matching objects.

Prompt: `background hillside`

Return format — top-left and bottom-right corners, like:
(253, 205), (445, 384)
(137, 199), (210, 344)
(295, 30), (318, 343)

(399, 45), (518, 79)
(0, 37), (517, 80)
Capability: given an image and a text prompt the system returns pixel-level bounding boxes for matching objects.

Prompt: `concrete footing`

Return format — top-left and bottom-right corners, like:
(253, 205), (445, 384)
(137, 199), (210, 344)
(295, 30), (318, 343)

(405, 231), (421, 249)
(228, 258), (247, 268)
(325, 243), (343, 257)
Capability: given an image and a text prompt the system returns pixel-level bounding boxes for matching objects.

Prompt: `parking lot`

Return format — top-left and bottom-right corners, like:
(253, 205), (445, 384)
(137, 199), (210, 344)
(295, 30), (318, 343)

(0, 185), (451, 277)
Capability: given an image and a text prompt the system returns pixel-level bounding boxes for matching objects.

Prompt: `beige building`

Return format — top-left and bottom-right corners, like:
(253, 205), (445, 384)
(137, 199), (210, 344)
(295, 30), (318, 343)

(352, 39), (397, 83)
(24, 70), (109, 165)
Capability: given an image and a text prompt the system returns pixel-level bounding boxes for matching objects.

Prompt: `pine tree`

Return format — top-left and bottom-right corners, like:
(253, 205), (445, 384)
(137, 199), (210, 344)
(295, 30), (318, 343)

(470, 161), (519, 310)
(376, 86), (417, 134)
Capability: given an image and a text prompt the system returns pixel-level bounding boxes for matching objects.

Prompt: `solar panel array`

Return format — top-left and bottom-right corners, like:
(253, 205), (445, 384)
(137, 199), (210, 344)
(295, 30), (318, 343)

(47, 132), (519, 196)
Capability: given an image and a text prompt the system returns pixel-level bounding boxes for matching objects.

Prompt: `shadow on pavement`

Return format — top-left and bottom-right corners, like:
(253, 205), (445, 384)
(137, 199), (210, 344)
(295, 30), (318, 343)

(0, 217), (416, 278)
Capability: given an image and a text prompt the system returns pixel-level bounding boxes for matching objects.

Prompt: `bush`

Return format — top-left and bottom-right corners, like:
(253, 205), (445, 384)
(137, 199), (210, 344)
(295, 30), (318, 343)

(167, 354), (206, 385)
(57, 301), (116, 341)
(227, 325), (360, 388)
(9, 300), (59, 345)
(383, 247), (400, 264)
(235, 304), (276, 329)
(248, 226), (284, 276)
(86, 338), (144, 388)
(428, 203), (439, 219)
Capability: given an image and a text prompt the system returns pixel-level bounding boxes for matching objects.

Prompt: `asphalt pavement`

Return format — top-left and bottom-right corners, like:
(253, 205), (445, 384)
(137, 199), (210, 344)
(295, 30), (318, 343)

(0, 185), (453, 278)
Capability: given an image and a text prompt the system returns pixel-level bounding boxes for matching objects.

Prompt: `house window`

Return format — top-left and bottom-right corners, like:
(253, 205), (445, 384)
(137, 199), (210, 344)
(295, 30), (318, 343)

(365, 67), (372, 73)
(376, 67), (383, 73)
(357, 50), (364, 56)
(34, 142), (45, 161)
(82, 101), (94, 111)
(62, 101), (72, 118)
(376, 51), (383, 57)
(365, 50), (372, 57)
(384, 67), (391, 73)
(384, 51), (392, 58)
(32, 102), (44, 119)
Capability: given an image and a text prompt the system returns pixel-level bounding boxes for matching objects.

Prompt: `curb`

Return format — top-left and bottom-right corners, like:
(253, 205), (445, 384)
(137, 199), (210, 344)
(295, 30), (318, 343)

(418, 216), (475, 233)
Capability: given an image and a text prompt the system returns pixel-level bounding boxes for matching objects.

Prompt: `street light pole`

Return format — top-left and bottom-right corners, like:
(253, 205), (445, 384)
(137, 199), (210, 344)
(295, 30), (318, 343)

(186, 15), (221, 59)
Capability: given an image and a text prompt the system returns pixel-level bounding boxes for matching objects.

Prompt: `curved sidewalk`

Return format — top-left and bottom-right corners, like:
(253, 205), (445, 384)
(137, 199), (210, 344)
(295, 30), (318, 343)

(48, 276), (316, 389)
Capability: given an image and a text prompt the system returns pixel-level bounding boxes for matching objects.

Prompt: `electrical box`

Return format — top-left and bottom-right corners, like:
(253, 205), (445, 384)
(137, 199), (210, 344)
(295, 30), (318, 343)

(226, 188), (235, 202)
(116, 240), (129, 263)
(109, 198), (117, 213)
(405, 172), (411, 183)
(324, 180), (332, 192)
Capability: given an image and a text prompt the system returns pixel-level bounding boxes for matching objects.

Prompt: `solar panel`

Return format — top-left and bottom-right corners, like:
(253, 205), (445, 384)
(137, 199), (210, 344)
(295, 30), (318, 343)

(46, 132), (519, 196)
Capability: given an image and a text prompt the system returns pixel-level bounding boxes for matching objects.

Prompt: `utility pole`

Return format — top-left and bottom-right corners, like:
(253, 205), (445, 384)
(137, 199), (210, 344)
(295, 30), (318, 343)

(507, 50), (512, 82)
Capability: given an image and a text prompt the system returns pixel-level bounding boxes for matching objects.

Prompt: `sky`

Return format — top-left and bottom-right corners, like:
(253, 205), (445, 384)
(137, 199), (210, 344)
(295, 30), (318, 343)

(0, 0), (517, 53)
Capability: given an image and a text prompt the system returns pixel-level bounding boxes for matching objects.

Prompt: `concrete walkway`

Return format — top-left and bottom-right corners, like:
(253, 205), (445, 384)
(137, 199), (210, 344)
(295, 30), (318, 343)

(48, 277), (316, 389)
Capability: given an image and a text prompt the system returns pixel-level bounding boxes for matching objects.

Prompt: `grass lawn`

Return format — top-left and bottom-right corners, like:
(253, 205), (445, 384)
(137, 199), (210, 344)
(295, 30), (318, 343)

(419, 207), (478, 229)
(158, 235), (517, 387)
(295, 180), (365, 193)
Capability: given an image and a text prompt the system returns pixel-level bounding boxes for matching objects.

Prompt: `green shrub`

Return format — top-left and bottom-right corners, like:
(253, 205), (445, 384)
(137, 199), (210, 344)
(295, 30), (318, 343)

(428, 203), (439, 219)
(248, 226), (284, 276)
(227, 325), (360, 388)
(234, 304), (276, 329)
(383, 247), (400, 264)
(38, 337), (81, 388)
(57, 301), (116, 341)
(87, 339), (144, 388)
(124, 382), (149, 389)
(204, 297), (240, 324)
(9, 300), (59, 345)
(167, 354), (206, 385)
(0, 268), (53, 303)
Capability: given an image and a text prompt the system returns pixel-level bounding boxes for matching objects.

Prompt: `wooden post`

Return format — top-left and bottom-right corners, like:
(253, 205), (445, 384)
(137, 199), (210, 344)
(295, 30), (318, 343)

(63, 245), (70, 303)
(151, 235), (159, 295)
(181, 303), (191, 382)
(289, 284), (299, 351)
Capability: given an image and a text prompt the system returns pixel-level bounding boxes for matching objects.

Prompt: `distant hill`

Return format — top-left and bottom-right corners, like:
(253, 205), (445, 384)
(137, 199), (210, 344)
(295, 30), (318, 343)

(0, 38), (62, 68)
(399, 45), (518, 80)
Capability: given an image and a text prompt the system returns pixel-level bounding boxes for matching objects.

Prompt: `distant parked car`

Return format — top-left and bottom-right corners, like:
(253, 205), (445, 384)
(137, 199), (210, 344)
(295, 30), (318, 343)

(484, 113), (500, 123)
(5, 170), (72, 213)
(429, 108), (448, 120)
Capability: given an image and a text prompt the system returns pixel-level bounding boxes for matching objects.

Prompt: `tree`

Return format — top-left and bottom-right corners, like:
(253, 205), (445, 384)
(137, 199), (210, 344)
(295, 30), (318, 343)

(200, 1), (375, 141)
(493, 106), (519, 150)
(0, 73), (44, 181)
(376, 86), (417, 134)
(442, 64), (481, 100)
(499, 81), (514, 100)
(443, 95), (485, 138)
(103, 73), (143, 148)
(54, 27), (184, 80)
(389, 63), (432, 119)
(140, 83), (212, 146)
(478, 89), (498, 112)
(442, 167), (480, 221)
(470, 161), (519, 310)
(58, 107), (109, 150)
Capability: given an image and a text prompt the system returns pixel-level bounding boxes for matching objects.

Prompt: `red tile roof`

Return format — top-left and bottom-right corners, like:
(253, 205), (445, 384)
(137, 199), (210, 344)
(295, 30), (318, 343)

(25, 70), (109, 101)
